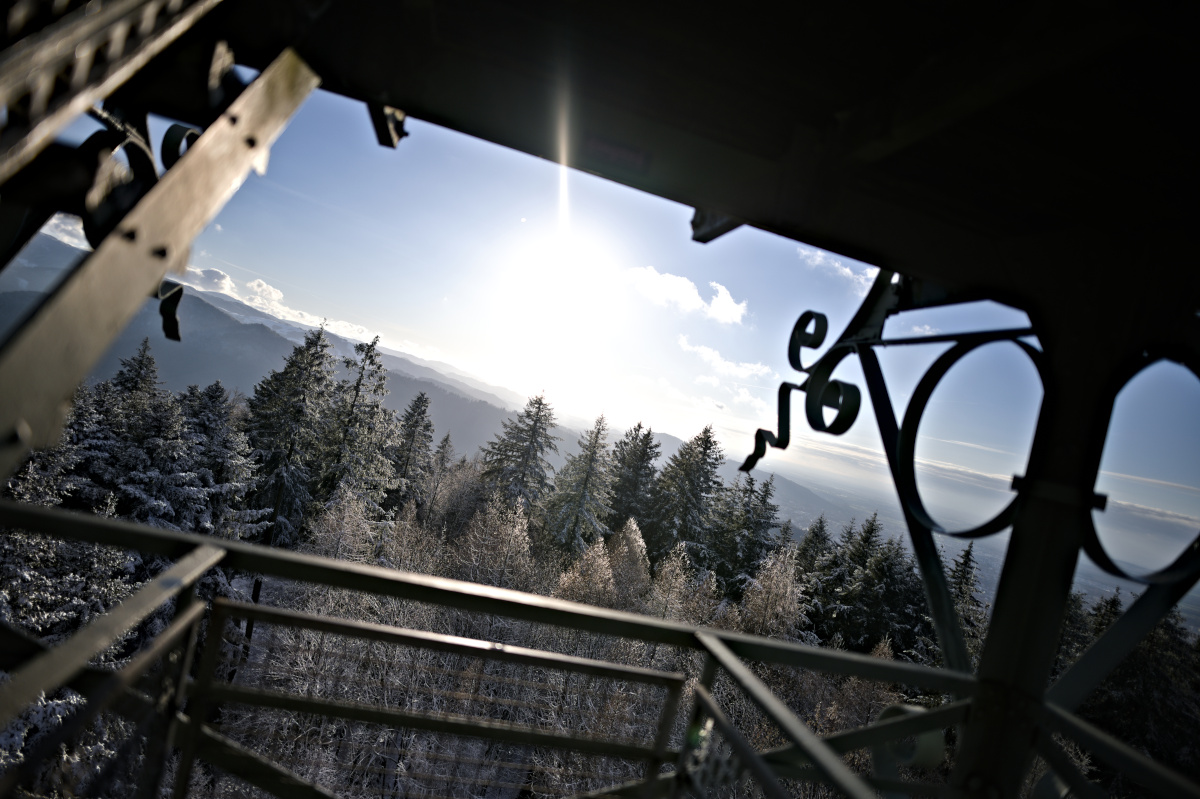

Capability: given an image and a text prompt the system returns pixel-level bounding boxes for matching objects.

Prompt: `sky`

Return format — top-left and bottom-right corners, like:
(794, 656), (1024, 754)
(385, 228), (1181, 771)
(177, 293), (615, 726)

(36, 85), (1200, 578)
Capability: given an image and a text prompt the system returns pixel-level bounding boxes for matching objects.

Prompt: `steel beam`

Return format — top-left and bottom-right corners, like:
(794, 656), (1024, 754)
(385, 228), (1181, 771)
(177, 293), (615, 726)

(692, 685), (790, 799)
(192, 722), (337, 799)
(220, 599), (685, 687)
(695, 632), (875, 799)
(1041, 703), (1200, 799)
(0, 47), (319, 478)
(0, 0), (226, 185)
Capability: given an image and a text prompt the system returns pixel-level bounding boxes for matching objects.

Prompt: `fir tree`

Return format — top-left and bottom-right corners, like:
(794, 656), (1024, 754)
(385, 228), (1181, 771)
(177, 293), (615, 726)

(388, 391), (435, 513)
(421, 433), (455, 517)
(644, 424), (723, 565)
(480, 394), (560, 515)
(107, 342), (206, 531)
(947, 541), (989, 667)
(321, 336), (397, 511)
(796, 513), (832, 576)
(182, 382), (266, 541)
(607, 423), (660, 532)
(247, 328), (338, 547)
(547, 415), (616, 554)
(709, 474), (780, 599)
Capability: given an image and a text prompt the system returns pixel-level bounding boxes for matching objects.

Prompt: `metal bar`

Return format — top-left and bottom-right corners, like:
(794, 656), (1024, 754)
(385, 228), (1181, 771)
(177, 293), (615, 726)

(692, 685), (790, 799)
(1032, 730), (1106, 799)
(1047, 572), (1200, 710)
(762, 699), (970, 773)
(0, 0), (227, 185)
(648, 678), (683, 775)
(0, 501), (977, 694)
(1040, 702), (1200, 799)
(137, 586), (203, 799)
(858, 346), (973, 675)
(173, 598), (232, 799)
(0, 48), (320, 477)
(0, 543), (222, 729)
(218, 599), (685, 687)
(202, 683), (661, 762)
(873, 327), (1036, 348)
(192, 721), (336, 799)
(0, 599), (205, 797)
(695, 632), (875, 799)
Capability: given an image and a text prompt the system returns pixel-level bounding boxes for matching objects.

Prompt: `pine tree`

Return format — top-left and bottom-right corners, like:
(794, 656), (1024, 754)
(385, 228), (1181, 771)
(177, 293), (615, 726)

(388, 391), (435, 513)
(607, 423), (660, 532)
(5, 400), (82, 508)
(644, 424), (723, 565)
(804, 514), (935, 661)
(796, 513), (832, 576)
(422, 433), (455, 517)
(321, 337), (397, 512)
(182, 382), (266, 541)
(247, 328), (338, 547)
(547, 415), (615, 554)
(107, 342), (206, 531)
(1077, 592), (1200, 792)
(709, 474), (780, 599)
(480, 394), (560, 515)
(947, 542), (989, 668)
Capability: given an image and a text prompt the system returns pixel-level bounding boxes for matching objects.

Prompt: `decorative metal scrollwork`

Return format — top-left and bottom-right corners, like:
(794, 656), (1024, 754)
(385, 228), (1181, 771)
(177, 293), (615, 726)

(742, 268), (1200, 592)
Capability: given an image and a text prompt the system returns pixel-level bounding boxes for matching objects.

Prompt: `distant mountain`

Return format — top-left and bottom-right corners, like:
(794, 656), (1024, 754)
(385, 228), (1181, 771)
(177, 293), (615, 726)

(195, 291), (525, 411)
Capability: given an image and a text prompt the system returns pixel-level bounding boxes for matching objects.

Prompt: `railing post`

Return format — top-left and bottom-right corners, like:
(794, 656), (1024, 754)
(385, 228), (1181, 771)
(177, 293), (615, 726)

(174, 598), (232, 799)
(672, 648), (718, 797)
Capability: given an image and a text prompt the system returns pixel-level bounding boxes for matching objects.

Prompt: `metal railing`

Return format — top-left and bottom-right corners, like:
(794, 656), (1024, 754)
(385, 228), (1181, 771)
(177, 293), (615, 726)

(1, 500), (1197, 799)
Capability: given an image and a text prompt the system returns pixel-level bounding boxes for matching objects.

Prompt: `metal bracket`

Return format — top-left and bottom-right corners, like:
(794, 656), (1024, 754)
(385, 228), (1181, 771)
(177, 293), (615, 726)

(0, 48), (320, 480)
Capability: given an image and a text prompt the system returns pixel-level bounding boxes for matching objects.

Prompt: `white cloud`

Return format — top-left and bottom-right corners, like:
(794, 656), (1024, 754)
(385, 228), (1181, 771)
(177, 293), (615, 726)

(731, 386), (769, 416)
(907, 323), (939, 336)
(695, 375), (720, 387)
(678, 335), (772, 379)
(40, 213), (90, 250)
(627, 266), (747, 323)
(246, 278), (284, 303)
(179, 265), (238, 296)
(796, 244), (879, 297)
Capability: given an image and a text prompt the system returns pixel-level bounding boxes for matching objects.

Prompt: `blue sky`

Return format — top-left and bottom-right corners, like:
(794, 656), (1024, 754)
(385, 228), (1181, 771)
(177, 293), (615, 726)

(39, 86), (1200, 576)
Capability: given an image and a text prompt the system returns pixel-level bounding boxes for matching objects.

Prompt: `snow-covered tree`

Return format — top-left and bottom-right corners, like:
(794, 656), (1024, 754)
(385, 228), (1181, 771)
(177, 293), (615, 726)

(606, 422), (660, 532)
(606, 519), (651, 611)
(947, 541), (989, 668)
(181, 381), (266, 541)
(645, 424), (724, 565)
(795, 513), (832, 576)
(709, 474), (780, 599)
(554, 539), (616, 607)
(547, 415), (615, 555)
(421, 433), (455, 518)
(739, 543), (815, 642)
(804, 514), (935, 661)
(480, 394), (559, 515)
(387, 391), (434, 513)
(454, 496), (534, 592)
(106, 341), (207, 531)
(320, 337), (397, 512)
(247, 328), (338, 547)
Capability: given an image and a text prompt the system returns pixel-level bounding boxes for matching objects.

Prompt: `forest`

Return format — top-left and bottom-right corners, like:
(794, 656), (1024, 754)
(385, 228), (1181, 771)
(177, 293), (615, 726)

(2, 329), (1198, 797)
